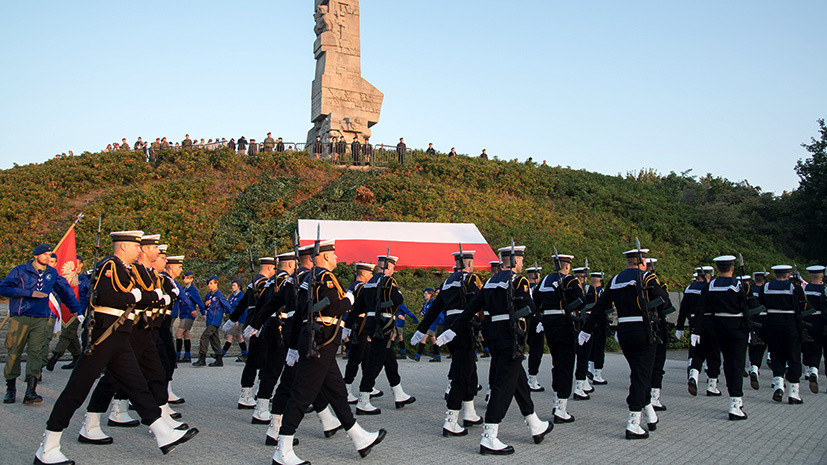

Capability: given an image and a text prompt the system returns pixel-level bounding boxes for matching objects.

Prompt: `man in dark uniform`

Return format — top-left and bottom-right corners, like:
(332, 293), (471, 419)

(586, 271), (608, 385)
(645, 258), (670, 411)
(748, 271), (770, 387)
(35, 231), (197, 465)
(181, 134), (193, 150)
(396, 138), (406, 164)
(676, 268), (705, 379)
(686, 262), (723, 397)
(534, 253), (584, 422)
(696, 255), (751, 420)
(343, 263), (377, 403)
(263, 132), (276, 152)
(410, 250), (484, 437)
(351, 137), (362, 164)
(524, 265), (546, 393)
(276, 137), (285, 152)
(335, 137), (347, 160)
(159, 254), (186, 404)
(759, 265), (807, 404)
(46, 255), (90, 371)
(273, 240), (386, 465)
(355, 254), (415, 414)
(803, 266), (826, 393)
(580, 246), (670, 439)
(439, 245), (552, 455)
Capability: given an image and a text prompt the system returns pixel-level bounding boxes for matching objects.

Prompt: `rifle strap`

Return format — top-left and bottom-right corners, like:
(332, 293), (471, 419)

(89, 305), (136, 352)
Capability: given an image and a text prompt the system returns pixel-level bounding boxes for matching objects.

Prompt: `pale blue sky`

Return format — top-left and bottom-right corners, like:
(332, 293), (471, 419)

(1, 1), (824, 194)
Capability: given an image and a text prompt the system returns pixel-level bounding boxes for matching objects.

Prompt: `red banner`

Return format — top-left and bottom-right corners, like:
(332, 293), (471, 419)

(48, 226), (80, 325)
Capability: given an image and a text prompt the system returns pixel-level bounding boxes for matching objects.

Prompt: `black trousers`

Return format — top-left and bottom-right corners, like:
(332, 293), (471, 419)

(343, 330), (370, 385)
(446, 328), (478, 410)
(589, 318), (607, 369)
(526, 316), (544, 376)
(256, 318), (286, 399)
(279, 343), (354, 436)
(713, 319), (748, 397)
(46, 323), (161, 431)
(542, 316), (576, 399)
(802, 320), (827, 371)
(650, 341), (666, 389)
(748, 316), (769, 367)
(484, 337), (534, 423)
(690, 317), (721, 378)
(241, 333), (267, 388)
(359, 333), (401, 392)
(271, 360), (329, 415)
(617, 324), (656, 411)
(766, 317), (802, 382)
(157, 317), (177, 381)
(575, 338), (593, 381)
(90, 326), (168, 411)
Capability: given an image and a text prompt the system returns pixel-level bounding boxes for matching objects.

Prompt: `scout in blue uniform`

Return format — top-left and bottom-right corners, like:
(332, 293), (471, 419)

(2, 244), (83, 405)
(193, 276), (230, 367)
(46, 255), (90, 371)
(221, 279), (248, 360)
(175, 271), (206, 362)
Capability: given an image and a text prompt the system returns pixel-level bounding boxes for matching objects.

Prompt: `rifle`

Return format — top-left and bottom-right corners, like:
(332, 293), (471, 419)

(633, 238), (662, 344)
(507, 238), (524, 361)
(457, 243), (468, 308)
(373, 247), (392, 342)
(81, 215), (102, 355)
(306, 225), (321, 358)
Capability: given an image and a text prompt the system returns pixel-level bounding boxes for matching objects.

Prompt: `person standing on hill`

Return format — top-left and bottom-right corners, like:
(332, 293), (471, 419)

(237, 136), (248, 155)
(396, 138), (406, 164)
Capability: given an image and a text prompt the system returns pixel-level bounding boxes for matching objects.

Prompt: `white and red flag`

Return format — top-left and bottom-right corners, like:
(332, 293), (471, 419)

(298, 219), (498, 270)
(48, 219), (81, 330)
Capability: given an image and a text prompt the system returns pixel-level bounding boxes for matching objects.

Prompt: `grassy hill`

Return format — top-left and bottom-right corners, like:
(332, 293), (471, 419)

(0, 148), (796, 301)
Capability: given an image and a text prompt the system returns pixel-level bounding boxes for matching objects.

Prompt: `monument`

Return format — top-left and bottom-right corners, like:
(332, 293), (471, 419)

(306, 0), (383, 153)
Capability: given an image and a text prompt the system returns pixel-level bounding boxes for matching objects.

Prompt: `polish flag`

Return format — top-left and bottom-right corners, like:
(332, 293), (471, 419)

(298, 219), (498, 270)
(48, 226), (80, 328)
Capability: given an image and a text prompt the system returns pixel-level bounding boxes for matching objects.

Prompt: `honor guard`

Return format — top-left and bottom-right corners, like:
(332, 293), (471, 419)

(803, 266), (826, 393)
(581, 245), (670, 439)
(586, 271), (608, 385)
(572, 265), (596, 400)
(343, 263), (378, 403)
(439, 245), (552, 455)
(273, 240), (386, 465)
(160, 254), (187, 404)
(758, 265), (807, 403)
(35, 231), (197, 465)
(355, 254), (416, 414)
(687, 262), (723, 397)
(697, 255), (751, 420)
(410, 249), (484, 437)
(524, 265), (546, 393)
(645, 258), (671, 411)
(151, 246), (183, 404)
(533, 252), (585, 422)
(748, 270), (770, 388)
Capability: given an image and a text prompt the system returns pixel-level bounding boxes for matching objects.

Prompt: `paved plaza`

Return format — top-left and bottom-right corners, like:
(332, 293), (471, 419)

(2, 351), (826, 465)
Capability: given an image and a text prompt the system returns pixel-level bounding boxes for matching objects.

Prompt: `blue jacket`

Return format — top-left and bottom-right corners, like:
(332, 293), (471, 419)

(204, 289), (230, 326)
(77, 273), (91, 313)
(227, 290), (245, 324)
(173, 280), (194, 320)
(0, 261), (83, 318)
(395, 303), (419, 327)
(180, 285), (205, 319)
(420, 299), (443, 330)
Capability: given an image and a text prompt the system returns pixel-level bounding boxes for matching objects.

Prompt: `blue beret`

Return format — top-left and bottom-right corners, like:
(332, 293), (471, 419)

(424, 288), (435, 293)
(32, 244), (52, 255)
(76, 255), (83, 261)
(232, 279), (244, 287)
(183, 271), (194, 277)
(207, 275), (219, 283)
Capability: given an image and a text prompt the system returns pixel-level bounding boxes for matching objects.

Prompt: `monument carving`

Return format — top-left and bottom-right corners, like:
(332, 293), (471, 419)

(306, 0), (383, 153)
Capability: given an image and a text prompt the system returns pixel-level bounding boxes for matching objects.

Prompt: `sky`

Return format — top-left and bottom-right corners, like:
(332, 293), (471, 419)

(1, 1), (824, 195)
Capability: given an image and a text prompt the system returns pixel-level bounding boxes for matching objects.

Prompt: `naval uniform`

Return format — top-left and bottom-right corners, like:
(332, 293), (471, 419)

(343, 280), (370, 387)
(525, 282), (545, 383)
(698, 277), (750, 397)
(251, 271), (290, 402)
(586, 284), (608, 373)
(803, 283), (827, 376)
(759, 279), (807, 383)
(158, 271), (181, 383)
(677, 280), (704, 366)
(46, 256), (163, 431)
(357, 273), (406, 395)
(231, 275), (266, 389)
(649, 277), (670, 394)
(748, 281), (770, 370)
(416, 270), (484, 410)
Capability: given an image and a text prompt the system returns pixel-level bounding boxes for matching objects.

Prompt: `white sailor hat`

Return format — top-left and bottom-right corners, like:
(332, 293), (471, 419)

(701, 266), (715, 272)
(489, 260), (502, 265)
(298, 244), (314, 256)
(713, 255), (736, 263)
(355, 262), (375, 272)
(590, 271), (604, 278)
(525, 266), (542, 273)
(258, 257), (276, 266)
(572, 267), (588, 274)
(317, 240), (335, 253)
(771, 265), (792, 272)
(552, 254), (574, 264)
(140, 234), (161, 246)
(377, 254), (399, 265)
(752, 271), (768, 277)
(158, 244), (169, 254)
(452, 250), (476, 259)
(276, 252), (297, 261)
(737, 275), (750, 281)
(806, 265), (825, 274)
(646, 258), (658, 264)
(623, 248), (649, 257)
(110, 230), (144, 243)
(497, 246), (526, 257)
(166, 255), (184, 265)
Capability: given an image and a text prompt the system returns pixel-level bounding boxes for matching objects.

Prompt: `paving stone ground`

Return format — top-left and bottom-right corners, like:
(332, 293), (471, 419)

(2, 350), (826, 465)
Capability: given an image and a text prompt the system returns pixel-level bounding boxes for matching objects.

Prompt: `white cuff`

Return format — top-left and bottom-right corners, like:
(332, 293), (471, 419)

(154, 288), (164, 299)
(162, 295), (171, 306)
(130, 287), (142, 303)
(345, 291), (355, 305)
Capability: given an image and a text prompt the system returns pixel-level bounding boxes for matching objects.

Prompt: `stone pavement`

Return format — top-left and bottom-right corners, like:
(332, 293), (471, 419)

(2, 351), (826, 465)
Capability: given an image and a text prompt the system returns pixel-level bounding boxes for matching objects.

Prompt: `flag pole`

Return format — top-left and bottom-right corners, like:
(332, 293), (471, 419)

(53, 213), (84, 250)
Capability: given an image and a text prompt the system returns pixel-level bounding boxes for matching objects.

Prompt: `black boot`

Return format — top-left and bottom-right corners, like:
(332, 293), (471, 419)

(192, 355), (207, 367)
(62, 355), (79, 370)
(3, 378), (15, 404)
(209, 355), (223, 367)
(46, 353), (60, 371)
(23, 377), (43, 404)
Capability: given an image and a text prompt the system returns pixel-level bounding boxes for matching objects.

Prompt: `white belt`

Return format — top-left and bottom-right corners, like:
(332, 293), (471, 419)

(446, 309), (464, 316)
(366, 312), (393, 318)
(279, 311), (295, 319)
(714, 313), (744, 318)
(808, 311), (822, 316)
(490, 314), (510, 322)
(302, 317), (346, 328)
(542, 310), (565, 316)
(483, 311), (490, 316)
(767, 309), (795, 314)
(618, 316), (643, 323)
(94, 307), (126, 317)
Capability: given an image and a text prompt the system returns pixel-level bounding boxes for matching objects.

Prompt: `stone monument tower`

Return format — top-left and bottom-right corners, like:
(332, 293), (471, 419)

(306, 0), (383, 149)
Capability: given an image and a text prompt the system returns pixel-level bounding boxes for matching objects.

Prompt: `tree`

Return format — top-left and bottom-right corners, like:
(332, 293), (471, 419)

(791, 119), (827, 262)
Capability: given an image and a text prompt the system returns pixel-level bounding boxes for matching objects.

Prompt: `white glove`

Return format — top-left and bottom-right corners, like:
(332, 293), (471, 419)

(161, 295), (171, 306)
(690, 334), (701, 347)
(243, 326), (258, 338)
(171, 287), (180, 297)
(675, 329), (685, 339)
(578, 331), (591, 346)
(748, 333), (752, 344)
(77, 314), (85, 325)
(154, 288), (164, 299)
(614, 332), (620, 343)
(435, 329), (456, 346)
(341, 327), (351, 339)
(410, 330), (426, 346)
(285, 349), (299, 367)
(220, 319), (234, 333)
(536, 322), (544, 333)
(345, 291), (355, 305)
(130, 288), (142, 303)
